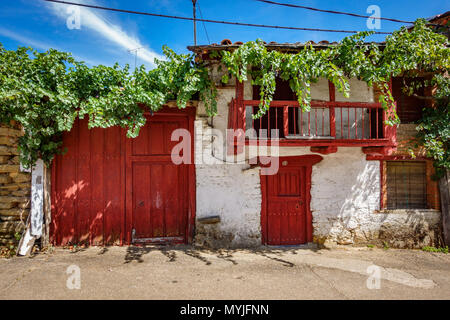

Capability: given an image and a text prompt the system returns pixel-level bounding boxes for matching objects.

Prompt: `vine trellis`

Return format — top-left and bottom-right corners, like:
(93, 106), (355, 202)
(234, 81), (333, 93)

(0, 19), (448, 173)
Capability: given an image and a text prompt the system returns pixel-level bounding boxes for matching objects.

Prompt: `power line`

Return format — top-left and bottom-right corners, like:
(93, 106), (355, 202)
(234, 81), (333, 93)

(197, 0), (211, 44)
(42, 0), (393, 35)
(253, 0), (446, 28)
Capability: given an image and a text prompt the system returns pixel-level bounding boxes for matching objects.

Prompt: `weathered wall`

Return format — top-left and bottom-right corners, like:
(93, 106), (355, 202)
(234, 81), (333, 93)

(195, 86), (262, 248)
(195, 159), (262, 248)
(0, 124), (31, 246)
(395, 124), (427, 156)
(193, 78), (441, 249)
(310, 148), (441, 248)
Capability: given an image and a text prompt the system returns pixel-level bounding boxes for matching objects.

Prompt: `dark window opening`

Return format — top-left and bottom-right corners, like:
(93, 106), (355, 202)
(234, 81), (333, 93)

(392, 77), (425, 124)
(386, 161), (427, 209)
(253, 78), (297, 101)
(369, 108), (384, 139)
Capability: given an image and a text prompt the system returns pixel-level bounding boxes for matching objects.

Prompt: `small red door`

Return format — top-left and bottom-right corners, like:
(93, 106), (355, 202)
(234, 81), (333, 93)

(126, 113), (191, 244)
(261, 155), (322, 245)
(266, 167), (307, 245)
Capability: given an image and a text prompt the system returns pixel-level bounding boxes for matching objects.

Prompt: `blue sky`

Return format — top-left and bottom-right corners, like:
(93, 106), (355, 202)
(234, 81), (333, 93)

(0, 0), (448, 68)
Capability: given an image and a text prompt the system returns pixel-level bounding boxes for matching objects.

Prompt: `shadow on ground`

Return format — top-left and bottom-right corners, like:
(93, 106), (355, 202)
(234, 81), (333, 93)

(122, 244), (320, 267)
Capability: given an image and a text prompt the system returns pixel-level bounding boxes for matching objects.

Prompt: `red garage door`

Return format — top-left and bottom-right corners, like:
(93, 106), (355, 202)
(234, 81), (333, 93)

(51, 108), (195, 246)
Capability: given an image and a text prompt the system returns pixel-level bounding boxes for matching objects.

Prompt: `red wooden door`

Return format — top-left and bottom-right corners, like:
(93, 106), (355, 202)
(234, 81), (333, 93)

(51, 108), (195, 246)
(266, 167), (307, 245)
(126, 113), (191, 244)
(261, 155), (323, 245)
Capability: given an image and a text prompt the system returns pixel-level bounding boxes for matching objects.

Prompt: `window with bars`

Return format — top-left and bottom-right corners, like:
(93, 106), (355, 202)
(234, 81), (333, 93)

(386, 161), (427, 209)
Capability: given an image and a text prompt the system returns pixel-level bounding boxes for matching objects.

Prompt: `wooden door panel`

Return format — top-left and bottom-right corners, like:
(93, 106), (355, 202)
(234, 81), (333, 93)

(128, 114), (190, 244)
(266, 167), (307, 245)
(51, 118), (125, 246)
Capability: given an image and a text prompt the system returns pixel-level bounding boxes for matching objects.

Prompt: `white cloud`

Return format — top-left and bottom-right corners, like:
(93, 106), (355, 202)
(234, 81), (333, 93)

(47, 0), (164, 67)
(0, 27), (56, 53)
(0, 27), (99, 65)
(0, 27), (51, 51)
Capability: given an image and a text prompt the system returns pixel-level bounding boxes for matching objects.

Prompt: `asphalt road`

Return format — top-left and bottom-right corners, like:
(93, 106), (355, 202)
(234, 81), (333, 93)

(0, 245), (449, 300)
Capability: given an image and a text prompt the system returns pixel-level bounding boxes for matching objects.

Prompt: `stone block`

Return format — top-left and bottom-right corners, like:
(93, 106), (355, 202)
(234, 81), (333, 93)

(0, 127), (22, 137)
(11, 189), (30, 197)
(0, 208), (29, 217)
(0, 215), (22, 222)
(0, 165), (20, 173)
(0, 146), (19, 156)
(0, 182), (30, 190)
(0, 174), (12, 184)
(9, 172), (30, 183)
(0, 196), (29, 203)
(0, 221), (23, 235)
(0, 202), (15, 210)
(0, 155), (10, 163)
(197, 216), (221, 224)
(0, 136), (17, 146)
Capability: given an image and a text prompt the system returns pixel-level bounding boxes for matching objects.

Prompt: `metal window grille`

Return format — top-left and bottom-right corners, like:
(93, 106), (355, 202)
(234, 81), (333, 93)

(386, 161), (427, 209)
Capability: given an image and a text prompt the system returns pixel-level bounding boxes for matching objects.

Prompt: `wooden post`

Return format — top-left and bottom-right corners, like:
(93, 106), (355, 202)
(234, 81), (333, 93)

(439, 169), (450, 246)
(283, 106), (289, 137)
(17, 159), (46, 256)
(386, 78), (397, 145)
(41, 163), (52, 248)
(328, 81), (336, 138)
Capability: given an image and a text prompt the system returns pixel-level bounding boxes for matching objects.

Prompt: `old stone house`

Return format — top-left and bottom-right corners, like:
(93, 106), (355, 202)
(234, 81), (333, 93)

(189, 41), (442, 248)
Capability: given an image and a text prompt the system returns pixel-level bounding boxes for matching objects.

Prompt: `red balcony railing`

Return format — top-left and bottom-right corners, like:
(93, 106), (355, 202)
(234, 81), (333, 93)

(229, 99), (394, 147)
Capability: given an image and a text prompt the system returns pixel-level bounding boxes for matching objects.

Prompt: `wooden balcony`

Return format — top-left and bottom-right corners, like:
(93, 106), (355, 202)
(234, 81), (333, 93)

(228, 99), (397, 151)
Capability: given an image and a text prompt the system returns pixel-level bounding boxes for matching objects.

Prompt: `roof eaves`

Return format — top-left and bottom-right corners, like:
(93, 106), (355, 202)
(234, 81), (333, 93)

(187, 40), (385, 54)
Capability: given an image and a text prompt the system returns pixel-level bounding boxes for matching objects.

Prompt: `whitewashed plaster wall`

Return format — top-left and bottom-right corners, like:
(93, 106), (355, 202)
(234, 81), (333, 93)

(195, 86), (261, 247)
(309, 147), (440, 248)
(193, 79), (441, 248)
(194, 117), (262, 248)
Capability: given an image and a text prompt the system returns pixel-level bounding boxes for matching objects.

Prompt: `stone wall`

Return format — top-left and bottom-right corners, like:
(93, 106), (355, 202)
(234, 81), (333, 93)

(0, 124), (31, 246)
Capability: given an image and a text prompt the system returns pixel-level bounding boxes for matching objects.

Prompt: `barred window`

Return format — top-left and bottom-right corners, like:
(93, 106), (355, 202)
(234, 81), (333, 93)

(386, 161), (427, 209)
